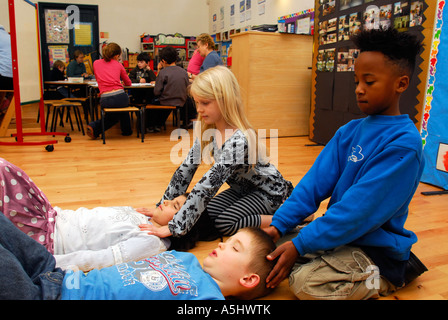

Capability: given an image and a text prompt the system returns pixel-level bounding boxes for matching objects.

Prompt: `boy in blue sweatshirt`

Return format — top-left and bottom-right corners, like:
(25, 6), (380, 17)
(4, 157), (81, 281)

(264, 28), (427, 300)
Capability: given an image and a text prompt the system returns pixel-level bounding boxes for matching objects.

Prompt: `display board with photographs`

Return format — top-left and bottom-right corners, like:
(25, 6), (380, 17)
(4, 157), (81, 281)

(310, 0), (432, 145)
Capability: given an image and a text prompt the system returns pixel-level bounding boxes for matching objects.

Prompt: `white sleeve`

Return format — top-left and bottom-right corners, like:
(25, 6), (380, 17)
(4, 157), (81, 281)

(54, 234), (170, 272)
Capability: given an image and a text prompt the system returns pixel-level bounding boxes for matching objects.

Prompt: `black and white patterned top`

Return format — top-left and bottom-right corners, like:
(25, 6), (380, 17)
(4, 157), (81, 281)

(158, 130), (294, 237)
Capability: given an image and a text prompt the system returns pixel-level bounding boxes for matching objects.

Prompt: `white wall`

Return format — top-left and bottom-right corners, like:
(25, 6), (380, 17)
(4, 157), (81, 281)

(1, 0), (209, 52)
(207, 0), (315, 33)
(0, 0), (315, 52)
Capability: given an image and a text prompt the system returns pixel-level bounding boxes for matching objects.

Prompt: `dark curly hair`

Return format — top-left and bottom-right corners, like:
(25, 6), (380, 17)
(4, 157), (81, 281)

(351, 28), (423, 76)
(159, 46), (178, 64)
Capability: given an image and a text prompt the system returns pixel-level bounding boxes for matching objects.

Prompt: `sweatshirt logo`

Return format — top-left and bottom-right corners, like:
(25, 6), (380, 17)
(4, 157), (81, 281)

(348, 145), (364, 163)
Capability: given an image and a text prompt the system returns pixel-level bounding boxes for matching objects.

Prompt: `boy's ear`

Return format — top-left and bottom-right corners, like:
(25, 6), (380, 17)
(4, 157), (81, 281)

(239, 273), (260, 289)
(396, 75), (410, 93)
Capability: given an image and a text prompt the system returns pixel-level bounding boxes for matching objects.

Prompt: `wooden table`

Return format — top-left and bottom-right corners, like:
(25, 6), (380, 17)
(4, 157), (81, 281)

(44, 80), (93, 98)
(44, 81), (156, 124)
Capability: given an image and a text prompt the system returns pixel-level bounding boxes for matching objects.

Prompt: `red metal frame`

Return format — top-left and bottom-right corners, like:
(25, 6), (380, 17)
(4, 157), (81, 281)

(1, 0), (68, 148)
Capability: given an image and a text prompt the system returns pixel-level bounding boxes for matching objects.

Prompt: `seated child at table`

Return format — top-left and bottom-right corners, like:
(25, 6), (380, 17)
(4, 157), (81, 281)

(129, 52), (156, 84)
(147, 46), (189, 132)
(0, 218), (277, 300)
(0, 157), (186, 272)
(87, 42), (133, 138)
(129, 52), (157, 104)
(187, 48), (205, 80)
(49, 60), (69, 98)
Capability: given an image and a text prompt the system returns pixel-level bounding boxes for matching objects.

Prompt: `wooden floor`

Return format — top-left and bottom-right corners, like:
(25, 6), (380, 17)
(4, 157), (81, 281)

(1, 104), (447, 300)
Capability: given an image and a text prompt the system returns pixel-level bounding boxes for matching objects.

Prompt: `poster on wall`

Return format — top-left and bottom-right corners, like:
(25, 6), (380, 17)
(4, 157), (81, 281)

(74, 22), (93, 46)
(246, 0), (252, 21)
(240, 1), (245, 22)
(258, 0), (265, 15)
(48, 45), (69, 68)
(420, 0), (448, 190)
(44, 9), (69, 44)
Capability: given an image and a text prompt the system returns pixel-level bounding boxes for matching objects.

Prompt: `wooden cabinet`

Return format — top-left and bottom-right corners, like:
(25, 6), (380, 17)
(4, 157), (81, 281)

(230, 31), (313, 137)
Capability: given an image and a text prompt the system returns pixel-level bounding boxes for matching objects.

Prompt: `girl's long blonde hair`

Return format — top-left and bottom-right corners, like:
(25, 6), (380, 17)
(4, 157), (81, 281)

(189, 66), (269, 167)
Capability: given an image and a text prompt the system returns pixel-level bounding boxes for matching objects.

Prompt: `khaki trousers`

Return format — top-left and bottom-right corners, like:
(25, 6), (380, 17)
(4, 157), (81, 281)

(289, 245), (399, 300)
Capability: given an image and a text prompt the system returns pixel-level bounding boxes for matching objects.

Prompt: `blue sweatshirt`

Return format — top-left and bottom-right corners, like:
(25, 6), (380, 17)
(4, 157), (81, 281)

(271, 115), (424, 262)
(61, 251), (224, 300)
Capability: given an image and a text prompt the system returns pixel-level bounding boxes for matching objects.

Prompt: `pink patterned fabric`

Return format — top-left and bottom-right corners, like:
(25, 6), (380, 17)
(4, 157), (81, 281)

(0, 158), (57, 253)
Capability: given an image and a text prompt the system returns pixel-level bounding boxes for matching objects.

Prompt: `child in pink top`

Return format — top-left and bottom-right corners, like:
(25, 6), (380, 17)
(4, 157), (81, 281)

(87, 43), (133, 139)
(187, 49), (205, 79)
(94, 58), (131, 93)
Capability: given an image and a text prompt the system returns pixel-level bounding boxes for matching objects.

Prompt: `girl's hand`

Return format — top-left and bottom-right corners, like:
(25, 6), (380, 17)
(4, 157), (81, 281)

(138, 224), (172, 238)
(265, 241), (299, 288)
(135, 207), (154, 217)
(139, 223), (152, 231)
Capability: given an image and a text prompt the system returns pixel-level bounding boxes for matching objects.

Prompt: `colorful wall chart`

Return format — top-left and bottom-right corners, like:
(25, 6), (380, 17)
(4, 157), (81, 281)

(44, 9), (69, 44)
(421, 0), (448, 190)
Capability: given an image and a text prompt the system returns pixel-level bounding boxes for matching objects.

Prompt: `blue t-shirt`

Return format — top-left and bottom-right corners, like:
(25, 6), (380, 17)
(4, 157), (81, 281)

(272, 115), (424, 262)
(61, 251), (224, 300)
(200, 51), (223, 73)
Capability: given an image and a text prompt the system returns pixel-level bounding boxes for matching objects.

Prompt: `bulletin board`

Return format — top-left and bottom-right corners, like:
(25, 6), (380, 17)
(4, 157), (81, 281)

(38, 2), (99, 82)
(420, 0), (448, 190)
(309, 0), (437, 145)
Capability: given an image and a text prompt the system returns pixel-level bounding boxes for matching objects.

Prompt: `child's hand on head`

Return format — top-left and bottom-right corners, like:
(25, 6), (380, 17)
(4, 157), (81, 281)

(139, 195), (187, 227)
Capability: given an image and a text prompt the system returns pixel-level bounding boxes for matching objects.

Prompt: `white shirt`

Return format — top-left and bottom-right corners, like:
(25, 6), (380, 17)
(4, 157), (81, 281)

(53, 206), (170, 272)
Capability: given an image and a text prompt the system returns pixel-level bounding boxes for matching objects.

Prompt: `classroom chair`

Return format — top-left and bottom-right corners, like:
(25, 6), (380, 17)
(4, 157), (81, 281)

(100, 105), (145, 144)
(145, 104), (178, 131)
(44, 100), (85, 135)
(145, 101), (189, 131)
(62, 97), (91, 125)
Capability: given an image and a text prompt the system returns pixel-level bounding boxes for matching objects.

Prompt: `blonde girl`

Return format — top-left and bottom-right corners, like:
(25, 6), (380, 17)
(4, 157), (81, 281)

(145, 66), (293, 238)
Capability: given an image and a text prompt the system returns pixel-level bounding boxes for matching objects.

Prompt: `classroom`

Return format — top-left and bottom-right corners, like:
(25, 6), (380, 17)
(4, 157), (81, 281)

(0, 0), (447, 304)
